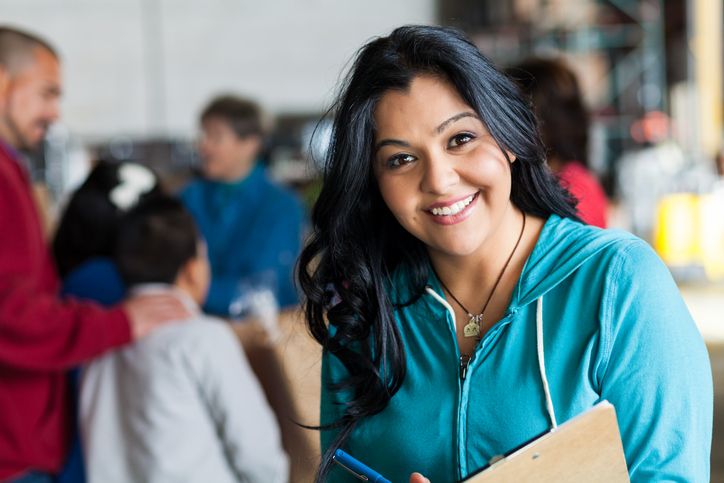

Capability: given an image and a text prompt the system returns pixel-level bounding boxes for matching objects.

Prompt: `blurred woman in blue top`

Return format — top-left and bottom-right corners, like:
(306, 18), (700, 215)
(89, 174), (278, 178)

(297, 25), (712, 483)
(180, 95), (305, 315)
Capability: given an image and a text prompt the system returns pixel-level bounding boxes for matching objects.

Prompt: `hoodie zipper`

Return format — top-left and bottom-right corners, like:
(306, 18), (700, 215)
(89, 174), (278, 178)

(423, 285), (475, 479)
(459, 354), (471, 380)
(426, 284), (527, 479)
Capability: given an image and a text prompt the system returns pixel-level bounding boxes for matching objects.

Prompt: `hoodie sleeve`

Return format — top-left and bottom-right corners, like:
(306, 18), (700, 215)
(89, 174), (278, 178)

(597, 240), (712, 483)
(319, 350), (364, 483)
(320, 348), (347, 448)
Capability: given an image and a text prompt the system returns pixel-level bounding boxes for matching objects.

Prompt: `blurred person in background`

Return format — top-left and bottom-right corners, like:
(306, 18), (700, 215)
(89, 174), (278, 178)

(81, 196), (289, 483)
(180, 95), (305, 316)
(52, 160), (163, 483)
(54, 160), (163, 304)
(509, 57), (609, 228)
(0, 26), (187, 483)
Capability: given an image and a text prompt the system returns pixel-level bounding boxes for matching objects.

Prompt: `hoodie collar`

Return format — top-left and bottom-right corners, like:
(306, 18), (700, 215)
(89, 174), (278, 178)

(393, 215), (635, 314)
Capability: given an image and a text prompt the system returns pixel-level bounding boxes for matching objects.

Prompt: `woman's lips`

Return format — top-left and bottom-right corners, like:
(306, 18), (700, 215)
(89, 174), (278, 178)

(424, 192), (478, 226)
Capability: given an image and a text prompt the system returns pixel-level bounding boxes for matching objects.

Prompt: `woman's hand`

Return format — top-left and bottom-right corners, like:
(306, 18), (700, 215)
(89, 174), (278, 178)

(410, 473), (430, 483)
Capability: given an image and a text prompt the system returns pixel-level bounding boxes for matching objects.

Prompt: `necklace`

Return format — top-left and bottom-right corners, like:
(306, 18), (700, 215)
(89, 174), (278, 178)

(436, 212), (526, 342)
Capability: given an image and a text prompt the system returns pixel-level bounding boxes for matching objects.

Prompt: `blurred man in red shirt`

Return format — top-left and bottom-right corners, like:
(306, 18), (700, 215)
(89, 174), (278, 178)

(0, 26), (188, 483)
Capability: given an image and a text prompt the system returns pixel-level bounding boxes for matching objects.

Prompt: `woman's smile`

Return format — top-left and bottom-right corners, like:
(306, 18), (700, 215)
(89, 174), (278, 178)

(424, 192), (479, 225)
(372, 75), (515, 258)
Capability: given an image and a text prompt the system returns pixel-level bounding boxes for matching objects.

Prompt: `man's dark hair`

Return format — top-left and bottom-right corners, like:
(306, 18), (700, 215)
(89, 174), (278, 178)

(0, 26), (58, 74)
(115, 197), (199, 286)
(201, 95), (264, 139)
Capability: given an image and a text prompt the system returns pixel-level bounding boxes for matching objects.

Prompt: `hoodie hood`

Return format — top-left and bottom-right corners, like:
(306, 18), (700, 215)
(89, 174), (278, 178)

(511, 215), (637, 308)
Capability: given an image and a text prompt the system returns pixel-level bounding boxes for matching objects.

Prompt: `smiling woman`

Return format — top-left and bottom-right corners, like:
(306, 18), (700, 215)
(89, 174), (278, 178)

(297, 25), (712, 483)
(372, 76), (515, 259)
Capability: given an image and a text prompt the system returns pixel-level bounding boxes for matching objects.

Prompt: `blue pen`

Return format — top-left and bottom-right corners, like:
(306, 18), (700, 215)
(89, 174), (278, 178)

(333, 449), (392, 483)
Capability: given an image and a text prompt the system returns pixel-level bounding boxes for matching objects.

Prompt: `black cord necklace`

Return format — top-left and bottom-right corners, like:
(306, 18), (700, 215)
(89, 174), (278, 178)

(436, 212), (526, 342)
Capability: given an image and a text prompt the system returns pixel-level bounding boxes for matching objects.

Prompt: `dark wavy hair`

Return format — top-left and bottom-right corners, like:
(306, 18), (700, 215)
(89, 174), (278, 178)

(53, 160), (162, 277)
(508, 57), (590, 167)
(297, 25), (581, 482)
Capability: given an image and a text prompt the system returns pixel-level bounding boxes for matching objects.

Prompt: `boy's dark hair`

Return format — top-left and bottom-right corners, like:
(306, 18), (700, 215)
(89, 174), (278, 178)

(201, 95), (264, 139)
(115, 197), (199, 286)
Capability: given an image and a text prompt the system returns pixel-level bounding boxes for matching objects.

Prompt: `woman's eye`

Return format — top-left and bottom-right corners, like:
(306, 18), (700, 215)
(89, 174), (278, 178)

(449, 133), (474, 148)
(388, 154), (415, 167)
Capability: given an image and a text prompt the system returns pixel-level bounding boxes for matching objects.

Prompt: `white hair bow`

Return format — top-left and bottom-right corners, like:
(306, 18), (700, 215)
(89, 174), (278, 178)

(109, 163), (157, 211)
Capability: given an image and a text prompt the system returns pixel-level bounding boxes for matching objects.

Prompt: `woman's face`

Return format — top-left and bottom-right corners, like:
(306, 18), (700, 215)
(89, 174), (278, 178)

(372, 76), (516, 260)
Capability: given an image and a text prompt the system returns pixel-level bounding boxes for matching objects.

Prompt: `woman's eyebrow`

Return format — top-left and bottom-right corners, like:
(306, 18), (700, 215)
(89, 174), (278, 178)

(436, 112), (481, 133)
(374, 139), (410, 154)
(374, 112), (481, 153)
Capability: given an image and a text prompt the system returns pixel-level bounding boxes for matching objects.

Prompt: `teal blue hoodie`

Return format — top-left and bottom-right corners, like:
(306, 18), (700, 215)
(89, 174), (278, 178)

(321, 215), (712, 483)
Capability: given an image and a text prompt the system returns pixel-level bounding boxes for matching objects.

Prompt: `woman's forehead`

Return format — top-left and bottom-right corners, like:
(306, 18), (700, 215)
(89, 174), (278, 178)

(373, 77), (478, 136)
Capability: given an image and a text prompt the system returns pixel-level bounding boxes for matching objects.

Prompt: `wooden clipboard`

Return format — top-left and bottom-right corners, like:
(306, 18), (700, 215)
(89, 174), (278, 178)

(458, 401), (630, 483)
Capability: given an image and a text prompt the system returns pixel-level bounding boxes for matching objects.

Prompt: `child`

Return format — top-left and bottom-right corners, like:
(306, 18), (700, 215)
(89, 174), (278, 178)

(80, 197), (289, 483)
(53, 160), (162, 483)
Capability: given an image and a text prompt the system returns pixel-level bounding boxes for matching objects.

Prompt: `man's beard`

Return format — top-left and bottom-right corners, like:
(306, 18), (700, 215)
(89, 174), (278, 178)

(2, 103), (48, 153)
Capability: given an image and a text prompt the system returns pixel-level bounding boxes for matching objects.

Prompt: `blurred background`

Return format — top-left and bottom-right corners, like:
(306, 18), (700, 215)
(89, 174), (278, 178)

(3, 0), (724, 479)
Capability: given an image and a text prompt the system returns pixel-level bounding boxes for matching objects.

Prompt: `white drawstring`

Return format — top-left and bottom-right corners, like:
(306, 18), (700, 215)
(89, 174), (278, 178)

(425, 286), (456, 326)
(536, 295), (557, 429)
(426, 286), (558, 430)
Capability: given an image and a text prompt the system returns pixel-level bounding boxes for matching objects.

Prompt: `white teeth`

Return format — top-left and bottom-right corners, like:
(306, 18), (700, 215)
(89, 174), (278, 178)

(430, 194), (476, 216)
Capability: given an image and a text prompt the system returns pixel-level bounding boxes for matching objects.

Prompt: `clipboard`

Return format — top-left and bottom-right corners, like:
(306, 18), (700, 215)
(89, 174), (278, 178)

(458, 401), (630, 483)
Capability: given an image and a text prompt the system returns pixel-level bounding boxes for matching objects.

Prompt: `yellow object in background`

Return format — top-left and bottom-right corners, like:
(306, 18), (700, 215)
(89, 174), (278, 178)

(654, 191), (724, 281)
(699, 190), (724, 280)
(654, 194), (701, 266)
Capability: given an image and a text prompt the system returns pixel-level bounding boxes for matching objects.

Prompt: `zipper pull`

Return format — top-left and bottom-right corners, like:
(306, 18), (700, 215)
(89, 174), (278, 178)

(459, 354), (471, 381)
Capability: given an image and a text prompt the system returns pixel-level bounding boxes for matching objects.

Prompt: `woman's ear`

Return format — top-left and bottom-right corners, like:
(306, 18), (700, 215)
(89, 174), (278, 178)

(506, 150), (517, 163)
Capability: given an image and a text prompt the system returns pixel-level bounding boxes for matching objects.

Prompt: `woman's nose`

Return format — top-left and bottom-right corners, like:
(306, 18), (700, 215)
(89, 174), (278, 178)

(420, 154), (459, 195)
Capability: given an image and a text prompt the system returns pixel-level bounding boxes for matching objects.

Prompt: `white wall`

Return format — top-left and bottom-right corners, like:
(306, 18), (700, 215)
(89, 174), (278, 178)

(0, 0), (435, 139)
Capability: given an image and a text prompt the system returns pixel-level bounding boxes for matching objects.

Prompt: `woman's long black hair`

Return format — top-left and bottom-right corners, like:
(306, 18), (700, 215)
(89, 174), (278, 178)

(297, 25), (581, 482)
